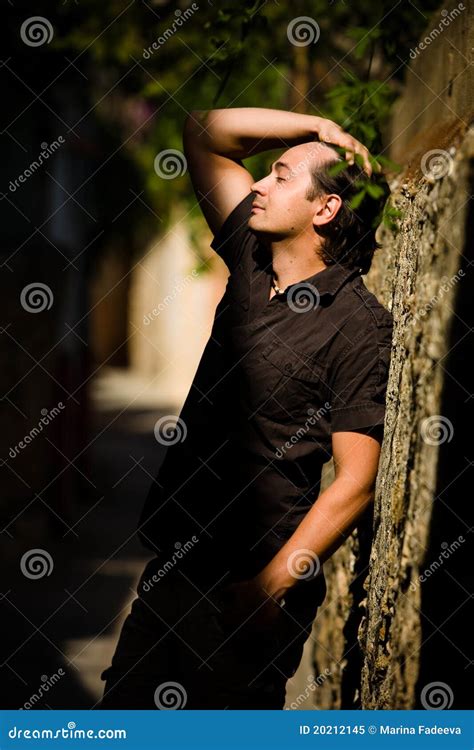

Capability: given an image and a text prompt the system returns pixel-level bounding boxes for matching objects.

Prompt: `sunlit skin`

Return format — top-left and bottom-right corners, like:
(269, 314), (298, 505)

(248, 142), (343, 296)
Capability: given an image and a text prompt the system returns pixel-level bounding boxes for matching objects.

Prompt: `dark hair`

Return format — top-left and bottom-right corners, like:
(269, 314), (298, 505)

(305, 144), (389, 274)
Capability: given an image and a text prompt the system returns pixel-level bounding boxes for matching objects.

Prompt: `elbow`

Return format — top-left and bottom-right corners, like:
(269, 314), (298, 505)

(183, 110), (212, 147)
(357, 482), (376, 505)
(338, 479), (376, 514)
(184, 110), (204, 130)
(334, 472), (377, 500)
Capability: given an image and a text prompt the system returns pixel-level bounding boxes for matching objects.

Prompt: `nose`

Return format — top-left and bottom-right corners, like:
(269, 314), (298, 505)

(251, 177), (267, 194)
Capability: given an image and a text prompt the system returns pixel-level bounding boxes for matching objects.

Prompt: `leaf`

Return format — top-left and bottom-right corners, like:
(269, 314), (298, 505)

(366, 183), (385, 199)
(349, 190), (367, 210)
(377, 154), (402, 173)
(327, 159), (351, 177)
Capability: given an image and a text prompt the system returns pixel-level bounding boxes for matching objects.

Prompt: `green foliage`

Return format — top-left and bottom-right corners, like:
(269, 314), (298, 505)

(324, 72), (397, 152)
(325, 147), (401, 237)
(39, 0), (443, 254)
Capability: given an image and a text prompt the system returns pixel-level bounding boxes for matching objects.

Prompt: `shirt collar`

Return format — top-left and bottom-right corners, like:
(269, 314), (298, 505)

(284, 263), (362, 298)
(252, 242), (362, 298)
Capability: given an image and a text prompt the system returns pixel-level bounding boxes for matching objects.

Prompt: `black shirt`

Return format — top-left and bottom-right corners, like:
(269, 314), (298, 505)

(137, 191), (393, 579)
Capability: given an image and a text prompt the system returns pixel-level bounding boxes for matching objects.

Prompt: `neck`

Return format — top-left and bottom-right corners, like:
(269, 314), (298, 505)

(269, 234), (327, 288)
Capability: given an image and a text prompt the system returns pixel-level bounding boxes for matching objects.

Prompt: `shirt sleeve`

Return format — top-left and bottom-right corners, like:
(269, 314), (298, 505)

(210, 191), (255, 272)
(328, 314), (393, 433)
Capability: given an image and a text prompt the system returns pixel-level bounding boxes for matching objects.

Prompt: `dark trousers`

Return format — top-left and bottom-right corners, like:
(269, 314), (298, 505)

(99, 555), (326, 710)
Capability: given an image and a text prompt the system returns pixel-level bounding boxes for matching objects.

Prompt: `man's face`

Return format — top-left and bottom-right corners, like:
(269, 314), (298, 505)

(248, 142), (336, 240)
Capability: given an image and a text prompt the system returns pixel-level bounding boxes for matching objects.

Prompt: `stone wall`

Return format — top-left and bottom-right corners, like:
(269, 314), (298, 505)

(308, 3), (473, 709)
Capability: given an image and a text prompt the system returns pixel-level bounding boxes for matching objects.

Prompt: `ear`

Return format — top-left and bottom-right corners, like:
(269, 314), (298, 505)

(312, 194), (342, 228)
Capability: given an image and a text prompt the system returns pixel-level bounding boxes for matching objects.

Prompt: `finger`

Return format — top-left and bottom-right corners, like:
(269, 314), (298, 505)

(351, 146), (372, 176)
(354, 145), (372, 176)
(361, 151), (373, 176)
(361, 154), (372, 176)
(345, 149), (355, 166)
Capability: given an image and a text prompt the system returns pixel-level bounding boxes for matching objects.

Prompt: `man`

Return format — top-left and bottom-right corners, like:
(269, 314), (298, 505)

(99, 108), (393, 710)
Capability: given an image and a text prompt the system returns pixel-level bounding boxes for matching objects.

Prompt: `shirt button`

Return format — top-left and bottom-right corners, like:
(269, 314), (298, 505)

(284, 363), (293, 372)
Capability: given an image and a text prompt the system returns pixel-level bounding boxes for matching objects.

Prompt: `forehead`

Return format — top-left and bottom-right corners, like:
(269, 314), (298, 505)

(276, 142), (336, 173)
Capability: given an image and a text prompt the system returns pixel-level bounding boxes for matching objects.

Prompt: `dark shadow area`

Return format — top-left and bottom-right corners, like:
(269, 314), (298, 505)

(340, 504), (375, 709)
(1, 403), (169, 708)
(416, 162), (473, 709)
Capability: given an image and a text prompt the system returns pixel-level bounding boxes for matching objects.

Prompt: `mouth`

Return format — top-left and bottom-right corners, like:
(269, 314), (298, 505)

(251, 203), (265, 212)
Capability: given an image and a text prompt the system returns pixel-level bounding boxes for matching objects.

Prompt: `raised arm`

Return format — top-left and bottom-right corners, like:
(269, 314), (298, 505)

(182, 107), (371, 236)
